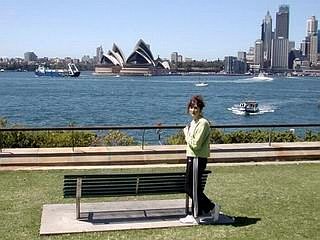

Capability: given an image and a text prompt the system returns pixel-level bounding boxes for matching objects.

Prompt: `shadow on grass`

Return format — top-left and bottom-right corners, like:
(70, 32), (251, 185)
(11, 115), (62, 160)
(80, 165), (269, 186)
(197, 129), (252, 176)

(82, 210), (260, 228)
(200, 214), (260, 227)
(231, 216), (261, 227)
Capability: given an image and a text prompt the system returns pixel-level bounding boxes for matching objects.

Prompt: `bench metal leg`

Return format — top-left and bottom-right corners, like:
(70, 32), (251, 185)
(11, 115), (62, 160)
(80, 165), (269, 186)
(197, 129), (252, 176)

(76, 178), (82, 219)
(185, 194), (190, 214)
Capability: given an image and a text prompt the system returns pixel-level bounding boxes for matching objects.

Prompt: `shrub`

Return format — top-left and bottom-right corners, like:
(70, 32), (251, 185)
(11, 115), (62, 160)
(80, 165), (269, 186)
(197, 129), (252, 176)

(165, 130), (185, 145)
(304, 130), (320, 141)
(104, 130), (136, 146)
(0, 130), (96, 148)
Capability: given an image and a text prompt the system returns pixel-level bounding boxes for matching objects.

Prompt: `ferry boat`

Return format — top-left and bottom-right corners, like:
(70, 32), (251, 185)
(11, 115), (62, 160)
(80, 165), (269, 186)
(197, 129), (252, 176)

(195, 82), (208, 87)
(35, 63), (80, 77)
(239, 100), (259, 113)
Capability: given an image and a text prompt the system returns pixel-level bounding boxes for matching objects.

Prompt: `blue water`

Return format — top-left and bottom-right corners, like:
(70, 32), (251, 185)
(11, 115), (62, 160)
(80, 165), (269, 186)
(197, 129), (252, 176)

(0, 71), (319, 127)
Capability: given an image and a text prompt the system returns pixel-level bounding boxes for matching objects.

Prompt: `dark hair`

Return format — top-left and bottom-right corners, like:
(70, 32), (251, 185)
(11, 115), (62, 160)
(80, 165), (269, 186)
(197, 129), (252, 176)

(187, 95), (205, 111)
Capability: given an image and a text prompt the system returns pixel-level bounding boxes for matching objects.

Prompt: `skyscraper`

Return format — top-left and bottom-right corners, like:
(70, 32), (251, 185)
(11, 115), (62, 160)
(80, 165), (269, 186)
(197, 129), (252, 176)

(310, 35), (318, 64)
(254, 39), (264, 68)
(318, 30), (320, 54)
(272, 5), (290, 71)
(275, 5), (289, 39)
(262, 11), (273, 67)
(271, 37), (289, 70)
(307, 16), (318, 36)
(305, 16), (318, 64)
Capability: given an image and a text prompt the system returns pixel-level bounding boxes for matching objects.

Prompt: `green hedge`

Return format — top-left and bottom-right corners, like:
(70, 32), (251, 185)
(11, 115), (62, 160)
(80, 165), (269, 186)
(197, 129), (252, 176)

(166, 128), (319, 145)
(1, 117), (319, 148)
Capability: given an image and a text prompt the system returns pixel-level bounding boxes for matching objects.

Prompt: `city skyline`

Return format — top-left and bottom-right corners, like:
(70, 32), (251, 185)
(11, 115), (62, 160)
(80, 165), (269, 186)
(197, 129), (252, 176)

(1, 0), (320, 60)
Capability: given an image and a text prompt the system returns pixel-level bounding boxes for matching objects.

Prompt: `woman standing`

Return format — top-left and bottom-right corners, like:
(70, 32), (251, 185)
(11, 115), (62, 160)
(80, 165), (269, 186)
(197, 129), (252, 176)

(179, 95), (220, 224)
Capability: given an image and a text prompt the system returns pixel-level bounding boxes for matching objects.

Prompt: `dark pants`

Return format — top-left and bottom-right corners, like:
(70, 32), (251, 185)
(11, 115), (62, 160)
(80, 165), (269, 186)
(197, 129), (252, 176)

(185, 157), (215, 216)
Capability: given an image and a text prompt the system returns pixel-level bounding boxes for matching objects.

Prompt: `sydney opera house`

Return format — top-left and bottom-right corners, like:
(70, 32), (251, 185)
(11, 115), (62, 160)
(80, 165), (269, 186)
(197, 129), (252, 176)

(95, 39), (170, 76)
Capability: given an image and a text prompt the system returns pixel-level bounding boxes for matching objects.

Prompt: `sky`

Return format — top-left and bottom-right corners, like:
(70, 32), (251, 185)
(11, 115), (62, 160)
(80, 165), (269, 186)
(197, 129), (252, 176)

(1, 0), (319, 60)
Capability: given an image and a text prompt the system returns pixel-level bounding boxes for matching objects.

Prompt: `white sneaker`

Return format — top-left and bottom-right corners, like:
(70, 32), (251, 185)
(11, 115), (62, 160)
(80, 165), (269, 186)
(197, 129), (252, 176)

(179, 215), (198, 224)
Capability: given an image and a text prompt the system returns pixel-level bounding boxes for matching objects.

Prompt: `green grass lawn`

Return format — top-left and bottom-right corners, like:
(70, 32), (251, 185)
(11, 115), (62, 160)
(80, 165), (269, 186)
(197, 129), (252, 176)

(0, 164), (319, 240)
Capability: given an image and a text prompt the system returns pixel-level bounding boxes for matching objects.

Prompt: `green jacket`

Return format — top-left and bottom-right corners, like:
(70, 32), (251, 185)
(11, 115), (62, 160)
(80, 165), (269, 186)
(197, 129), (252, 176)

(185, 117), (210, 158)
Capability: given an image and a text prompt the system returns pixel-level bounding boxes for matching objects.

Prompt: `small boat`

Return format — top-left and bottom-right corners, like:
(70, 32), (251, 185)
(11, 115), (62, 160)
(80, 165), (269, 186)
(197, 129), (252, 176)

(252, 72), (273, 80)
(238, 100), (259, 113)
(35, 63), (80, 77)
(195, 82), (208, 87)
(144, 73), (152, 77)
(0, 69), (4, 72)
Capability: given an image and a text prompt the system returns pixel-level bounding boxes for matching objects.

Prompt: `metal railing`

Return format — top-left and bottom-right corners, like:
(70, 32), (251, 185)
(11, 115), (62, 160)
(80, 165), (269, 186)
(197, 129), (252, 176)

(0, 123), (319, 152)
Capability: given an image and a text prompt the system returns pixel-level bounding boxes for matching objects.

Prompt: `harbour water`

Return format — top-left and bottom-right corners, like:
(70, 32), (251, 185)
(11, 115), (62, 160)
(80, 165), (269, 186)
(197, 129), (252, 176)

(0, 71), (319, 127)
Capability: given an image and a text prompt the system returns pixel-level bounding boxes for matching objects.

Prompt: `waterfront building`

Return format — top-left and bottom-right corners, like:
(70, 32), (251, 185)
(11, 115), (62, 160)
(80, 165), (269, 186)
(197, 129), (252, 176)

(224, 56), (246, 74)
(271, 37), (289, 71)
(275, 5), (289, 39)
(237, 51), (246, 62)
(262, 11), (273, 67)
(293, 58), (311, 70)
(224, 56), (237, 74)
(300, 37), (310, 57)
(96, 39), (170, 75)
(185, 57), (193, 62)
(245, 47), (255, 70)
(24, 52), (38, 62)
(177, 55), (183, 63)
(171, 52), (178, 63)
(254, 39), (264, 69)
(96, 46), (104, 64)
(288, 49), (302, 69)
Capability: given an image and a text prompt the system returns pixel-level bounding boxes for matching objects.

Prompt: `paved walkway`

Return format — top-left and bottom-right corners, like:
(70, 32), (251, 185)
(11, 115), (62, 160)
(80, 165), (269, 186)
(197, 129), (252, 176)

(1, 142), (320, 170)
(40, 199), (235, 235)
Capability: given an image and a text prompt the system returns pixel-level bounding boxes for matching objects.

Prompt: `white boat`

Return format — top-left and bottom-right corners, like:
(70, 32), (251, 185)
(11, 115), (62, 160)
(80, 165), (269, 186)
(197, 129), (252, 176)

(35, 63), (80, 77)
(252, 72), (273, 80)
(195, 82), (208, 87)
(238, 100), (259, 113)
(0, 69), (4, 72)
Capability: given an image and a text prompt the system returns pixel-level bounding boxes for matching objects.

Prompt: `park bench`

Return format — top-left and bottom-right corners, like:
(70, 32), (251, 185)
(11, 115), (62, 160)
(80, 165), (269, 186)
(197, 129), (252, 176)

(63, 170), (212, 219)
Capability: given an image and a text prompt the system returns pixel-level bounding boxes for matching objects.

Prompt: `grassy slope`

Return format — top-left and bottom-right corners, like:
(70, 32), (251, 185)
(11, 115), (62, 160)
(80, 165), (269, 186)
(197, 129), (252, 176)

(0, 164), (319, 240)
